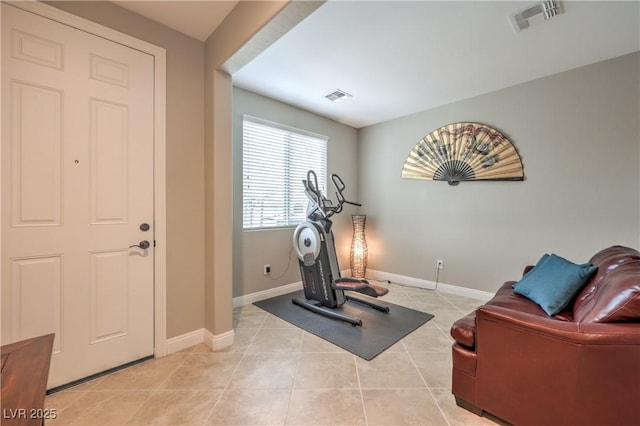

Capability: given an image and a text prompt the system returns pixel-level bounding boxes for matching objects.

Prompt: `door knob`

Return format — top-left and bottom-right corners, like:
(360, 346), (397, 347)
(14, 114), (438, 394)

(129, 240), (150, 250)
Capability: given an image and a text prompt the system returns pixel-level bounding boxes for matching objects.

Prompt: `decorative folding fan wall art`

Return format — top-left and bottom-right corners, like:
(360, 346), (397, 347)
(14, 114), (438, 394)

(401, 122), (524, 186)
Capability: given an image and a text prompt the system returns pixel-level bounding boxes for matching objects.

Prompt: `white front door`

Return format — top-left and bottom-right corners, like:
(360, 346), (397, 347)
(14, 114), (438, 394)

(1, 4), (155, 388)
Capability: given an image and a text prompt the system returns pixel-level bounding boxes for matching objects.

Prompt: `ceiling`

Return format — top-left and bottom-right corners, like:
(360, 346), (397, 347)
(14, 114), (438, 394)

(113, 1), (237, 42)
(115, 1), (640, 129)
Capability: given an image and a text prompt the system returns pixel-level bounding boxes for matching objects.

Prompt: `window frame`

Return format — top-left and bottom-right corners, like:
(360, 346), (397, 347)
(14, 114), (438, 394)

(241, 115), (328, 230)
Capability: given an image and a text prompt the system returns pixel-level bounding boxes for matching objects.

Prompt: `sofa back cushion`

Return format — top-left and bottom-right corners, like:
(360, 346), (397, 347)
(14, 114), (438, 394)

(574, 246), (640, 323)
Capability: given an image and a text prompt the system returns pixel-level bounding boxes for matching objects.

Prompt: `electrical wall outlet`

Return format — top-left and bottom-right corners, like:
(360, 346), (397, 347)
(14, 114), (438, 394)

(264, 264), (271, 275)
(436, 259), (444, 270)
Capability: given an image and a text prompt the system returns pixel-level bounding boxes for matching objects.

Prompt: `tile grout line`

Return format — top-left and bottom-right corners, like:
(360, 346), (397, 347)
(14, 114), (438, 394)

(70, 353), (192, 425)
(353, 352), (369, 426)
(283, 332), (305, 426)
(201, 310), (268, 425)
(407, 349), (452, 426)
(129, 351), (194, 424)
(47, 287), (490, 425)
(406, 290), (452, 426)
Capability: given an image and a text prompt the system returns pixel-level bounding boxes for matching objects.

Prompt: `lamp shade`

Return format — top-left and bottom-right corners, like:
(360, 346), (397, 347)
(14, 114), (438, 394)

(350, 214), (368, 279)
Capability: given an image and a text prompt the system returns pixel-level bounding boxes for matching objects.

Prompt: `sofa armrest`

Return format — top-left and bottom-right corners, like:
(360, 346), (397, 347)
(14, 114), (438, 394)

(476, 305), (640, 344)
(451, 312), (476, 349)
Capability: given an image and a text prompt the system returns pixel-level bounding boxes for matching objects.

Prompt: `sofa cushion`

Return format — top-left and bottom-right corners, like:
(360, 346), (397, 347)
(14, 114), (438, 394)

(574, 246), (640, 323)
(513, 254), (597, 316)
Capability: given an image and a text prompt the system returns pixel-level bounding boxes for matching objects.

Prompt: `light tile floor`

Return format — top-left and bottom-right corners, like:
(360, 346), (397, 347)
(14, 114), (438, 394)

(45, 282), (504, 425)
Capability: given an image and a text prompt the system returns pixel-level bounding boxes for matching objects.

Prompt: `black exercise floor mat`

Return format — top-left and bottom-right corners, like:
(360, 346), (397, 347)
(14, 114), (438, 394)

(253, 290), (434, 360)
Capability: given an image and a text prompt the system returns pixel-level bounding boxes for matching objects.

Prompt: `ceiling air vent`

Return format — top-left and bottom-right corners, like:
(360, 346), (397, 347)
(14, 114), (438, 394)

(325, 89), (353, 103)
(508, 1), (563, 32)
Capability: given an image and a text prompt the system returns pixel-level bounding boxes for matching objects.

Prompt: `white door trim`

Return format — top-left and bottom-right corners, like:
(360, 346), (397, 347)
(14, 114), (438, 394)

(3, 0), (168, 358)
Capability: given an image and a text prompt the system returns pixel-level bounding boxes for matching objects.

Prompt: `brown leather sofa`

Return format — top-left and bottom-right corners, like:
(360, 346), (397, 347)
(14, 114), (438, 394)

(450, 246), (640, 426)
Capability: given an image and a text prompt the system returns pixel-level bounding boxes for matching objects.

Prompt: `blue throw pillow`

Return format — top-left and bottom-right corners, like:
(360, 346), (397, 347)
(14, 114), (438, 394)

(513, 254), (598, 316)
(512, 253), (550, 289)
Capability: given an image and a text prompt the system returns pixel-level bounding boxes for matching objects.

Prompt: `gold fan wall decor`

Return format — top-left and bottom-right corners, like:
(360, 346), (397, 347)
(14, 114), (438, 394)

(401, 122), (524, 185)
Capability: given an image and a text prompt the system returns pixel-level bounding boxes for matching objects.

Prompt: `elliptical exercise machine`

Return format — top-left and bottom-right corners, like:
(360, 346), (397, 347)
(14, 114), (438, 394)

(292, 170), (389, 326)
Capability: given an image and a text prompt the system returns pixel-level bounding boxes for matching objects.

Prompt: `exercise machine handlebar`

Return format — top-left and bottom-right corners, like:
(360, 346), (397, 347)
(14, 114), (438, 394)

(302, 170), (329, 218)
(331, 173), (361, 210)
(303, 170), (360, 219)
(331, 174), (361, 211)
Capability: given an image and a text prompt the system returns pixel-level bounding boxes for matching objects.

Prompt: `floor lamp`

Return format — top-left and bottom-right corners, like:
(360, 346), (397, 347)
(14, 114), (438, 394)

(350, 214), (368, 279)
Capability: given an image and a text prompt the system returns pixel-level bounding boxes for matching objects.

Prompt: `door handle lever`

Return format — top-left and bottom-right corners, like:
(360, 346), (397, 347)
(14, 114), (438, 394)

(129, 240), (150, 250)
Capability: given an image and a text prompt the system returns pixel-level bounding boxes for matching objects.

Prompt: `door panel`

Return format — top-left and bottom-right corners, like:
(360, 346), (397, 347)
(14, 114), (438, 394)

(10, 82), (63, 227)
(10, 255), (63, 353)
(89, 250), (128, 343)
(90, 54), (130, 87)
(11, 28), (64, 70)
(90, 98), (128, 224)
(2, 4), (155, 388)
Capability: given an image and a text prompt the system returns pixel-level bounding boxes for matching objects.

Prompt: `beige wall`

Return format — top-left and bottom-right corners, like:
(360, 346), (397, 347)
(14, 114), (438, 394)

(46, 1), (206, 338)
(203, 1), (290, 335)
(232, 87), (359, 298)
(358, 52), (640, 293)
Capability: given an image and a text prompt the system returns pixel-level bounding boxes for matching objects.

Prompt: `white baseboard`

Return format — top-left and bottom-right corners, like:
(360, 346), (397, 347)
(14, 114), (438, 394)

(204, 328), (234, 351)
(231, 271), (492, 310)
(165, 328), (235, 354)
(167, 269), (490, 356)
(153, 270), (494, 356)
(165, 328), (205, 354)
(232, 281), (302, 308)
(367, 269), (493, 301)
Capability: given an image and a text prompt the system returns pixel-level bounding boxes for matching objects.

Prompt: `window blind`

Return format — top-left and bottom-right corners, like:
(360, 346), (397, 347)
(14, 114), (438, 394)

(242, 115), (328, 229)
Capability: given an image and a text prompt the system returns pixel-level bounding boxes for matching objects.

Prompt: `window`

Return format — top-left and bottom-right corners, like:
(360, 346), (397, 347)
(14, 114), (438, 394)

(242, 115), (328, 229)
